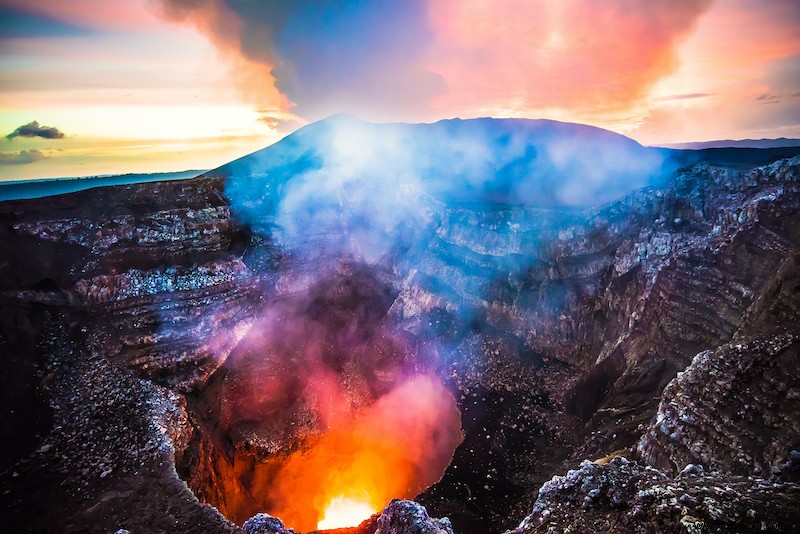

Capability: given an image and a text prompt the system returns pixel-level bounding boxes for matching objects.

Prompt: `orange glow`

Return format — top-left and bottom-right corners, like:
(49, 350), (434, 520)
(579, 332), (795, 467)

(317, 496), (376, 530)
(183, 280), (465, 532)
(188, 364), (463, 532)
(264, 374), (463, 532)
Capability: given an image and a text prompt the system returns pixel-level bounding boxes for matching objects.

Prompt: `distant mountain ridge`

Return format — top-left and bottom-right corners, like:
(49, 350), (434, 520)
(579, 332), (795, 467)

(658, 137), (800, 149)
(0, 169), (206, 201)
(2, 115), (798, 202)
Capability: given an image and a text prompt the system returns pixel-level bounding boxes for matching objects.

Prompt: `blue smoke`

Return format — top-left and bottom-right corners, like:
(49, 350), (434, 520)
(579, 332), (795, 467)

(221, 115), (674, 269)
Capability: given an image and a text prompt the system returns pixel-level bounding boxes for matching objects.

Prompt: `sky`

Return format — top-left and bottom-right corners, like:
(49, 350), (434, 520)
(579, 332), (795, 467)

(0, 0), (798, 180)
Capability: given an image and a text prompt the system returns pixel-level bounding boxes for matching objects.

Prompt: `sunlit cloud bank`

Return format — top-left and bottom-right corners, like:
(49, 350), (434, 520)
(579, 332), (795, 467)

(157, 0), (711, 124)
(0, 0), (288, 179)
(155, 0), (799, 143)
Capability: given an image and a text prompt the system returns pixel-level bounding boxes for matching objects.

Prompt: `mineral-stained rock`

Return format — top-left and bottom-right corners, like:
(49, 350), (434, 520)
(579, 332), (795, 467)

(73, 258), (260, 391)
(243, 513), (295, 534)
(0, 177), (264, 394)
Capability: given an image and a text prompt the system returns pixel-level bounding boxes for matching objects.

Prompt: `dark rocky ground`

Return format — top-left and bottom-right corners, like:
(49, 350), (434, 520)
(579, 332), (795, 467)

(1, 138), (799, 533)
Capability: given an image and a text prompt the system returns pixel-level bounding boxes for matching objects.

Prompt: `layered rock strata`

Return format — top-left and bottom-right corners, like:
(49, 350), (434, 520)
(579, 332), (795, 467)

(0, 144), (798, 533)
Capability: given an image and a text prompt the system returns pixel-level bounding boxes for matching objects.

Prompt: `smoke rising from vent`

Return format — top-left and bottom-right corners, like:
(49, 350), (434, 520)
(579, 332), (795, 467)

(185, 262), (461, 530)
(180, 116), (678, 530)
(269, 374), (461, 531)
(222, 115), (674, 265)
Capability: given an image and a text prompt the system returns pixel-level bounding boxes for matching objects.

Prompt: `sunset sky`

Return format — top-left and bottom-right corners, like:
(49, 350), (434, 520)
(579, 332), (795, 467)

(1, 0), (798, 180)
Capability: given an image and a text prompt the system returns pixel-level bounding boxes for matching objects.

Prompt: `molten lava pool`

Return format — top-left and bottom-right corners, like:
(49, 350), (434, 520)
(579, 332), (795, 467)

(266, 374), (462, 531)
(317, 496), (377, 529)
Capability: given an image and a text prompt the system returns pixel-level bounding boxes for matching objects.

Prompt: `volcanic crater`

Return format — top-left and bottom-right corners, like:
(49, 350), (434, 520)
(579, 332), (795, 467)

(1, 117), (800, 534)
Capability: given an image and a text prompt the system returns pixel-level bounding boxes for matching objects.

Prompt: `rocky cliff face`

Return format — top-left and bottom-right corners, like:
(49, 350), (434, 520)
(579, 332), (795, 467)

(1, 117), (799, 533)
(0, 178), (258, 532)
(636, 332), (799, 479)
(0, 178), (261, 391)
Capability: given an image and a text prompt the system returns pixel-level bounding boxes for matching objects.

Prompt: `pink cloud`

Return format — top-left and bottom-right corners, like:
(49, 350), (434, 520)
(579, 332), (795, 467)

(7, 0), (797, 149)
(425, 0), (713, 116)
(151, 0), (714, 126)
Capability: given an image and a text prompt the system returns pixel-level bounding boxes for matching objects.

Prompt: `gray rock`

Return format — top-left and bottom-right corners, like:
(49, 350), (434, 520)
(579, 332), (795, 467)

(242, 513), (294, 534)
(374, 500), (453, 534)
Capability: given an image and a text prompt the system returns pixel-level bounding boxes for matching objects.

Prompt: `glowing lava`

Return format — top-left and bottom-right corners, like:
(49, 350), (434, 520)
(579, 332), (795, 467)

(317, 495), (377, 530)
(265, 374), (463, 532)
(186, 280), (464, 532)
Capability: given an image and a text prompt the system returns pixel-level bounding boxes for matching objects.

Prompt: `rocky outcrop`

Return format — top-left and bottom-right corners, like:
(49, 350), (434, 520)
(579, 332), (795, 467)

(242, 500), (453, 534)
(636, 333), (800, 478)
(0, 178), (263, 393)
(243, 513), (295, 534)
(506, 158), (800, 534)
(510, 457), (800, 534)
(371, 500), (454, 534)
(12, 205), (232, 252)
(0, 177), (261, 531)
(0, 312), (237, 533)
(74, 258), (260, 391)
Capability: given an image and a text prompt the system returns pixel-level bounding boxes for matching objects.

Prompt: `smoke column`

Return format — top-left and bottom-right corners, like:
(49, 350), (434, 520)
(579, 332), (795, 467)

(186, 115), (675, 530)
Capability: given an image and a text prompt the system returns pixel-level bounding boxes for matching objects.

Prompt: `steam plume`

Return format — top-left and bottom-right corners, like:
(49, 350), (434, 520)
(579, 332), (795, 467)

(222, 116), (673, 265)
(195, 263), (462, 531)
(185, 116), (676, 529)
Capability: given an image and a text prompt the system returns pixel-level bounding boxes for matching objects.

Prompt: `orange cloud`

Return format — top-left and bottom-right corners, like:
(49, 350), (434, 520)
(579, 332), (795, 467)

(154, 0), (293, 116)
(630, 0), (800, 144)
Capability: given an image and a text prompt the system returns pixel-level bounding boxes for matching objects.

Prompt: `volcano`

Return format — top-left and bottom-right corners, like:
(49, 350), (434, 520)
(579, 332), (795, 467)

(1, 116), (799, 533)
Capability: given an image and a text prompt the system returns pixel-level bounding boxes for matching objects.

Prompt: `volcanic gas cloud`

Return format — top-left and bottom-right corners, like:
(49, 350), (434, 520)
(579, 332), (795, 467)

(183, 264), (463, 532)
(177, 116), (673, 530)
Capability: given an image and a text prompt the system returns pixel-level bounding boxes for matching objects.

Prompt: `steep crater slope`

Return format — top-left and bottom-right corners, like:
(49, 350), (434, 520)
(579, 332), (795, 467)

(0, 178), (253, 532)
(414, 158), (800, 529)
(1, 117), (799, 533)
